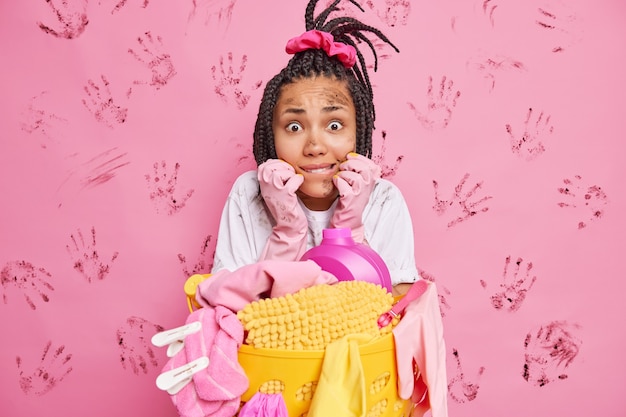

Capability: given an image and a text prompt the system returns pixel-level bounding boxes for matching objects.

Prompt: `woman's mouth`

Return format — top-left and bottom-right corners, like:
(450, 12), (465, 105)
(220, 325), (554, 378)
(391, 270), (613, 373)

(301, 163), (336, 175)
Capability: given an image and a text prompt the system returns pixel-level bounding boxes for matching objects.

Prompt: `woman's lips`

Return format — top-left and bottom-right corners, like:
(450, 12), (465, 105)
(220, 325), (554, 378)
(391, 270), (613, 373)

(300, 163), (336, 174)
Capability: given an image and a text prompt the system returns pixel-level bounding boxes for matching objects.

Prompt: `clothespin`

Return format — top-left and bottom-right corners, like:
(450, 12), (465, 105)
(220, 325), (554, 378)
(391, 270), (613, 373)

(151, 321), (202, 357)
(156, 356), (210, 395)
(377, 280), (428, 328)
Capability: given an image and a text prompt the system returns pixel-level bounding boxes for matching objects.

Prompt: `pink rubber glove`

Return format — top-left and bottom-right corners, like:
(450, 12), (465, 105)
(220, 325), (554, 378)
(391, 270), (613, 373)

(331, 153), (381, 243)
(258, 159), (308, 261)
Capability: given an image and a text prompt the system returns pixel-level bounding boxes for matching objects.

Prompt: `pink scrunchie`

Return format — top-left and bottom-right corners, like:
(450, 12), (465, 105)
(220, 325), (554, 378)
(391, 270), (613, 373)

(285, 30), (357, 69)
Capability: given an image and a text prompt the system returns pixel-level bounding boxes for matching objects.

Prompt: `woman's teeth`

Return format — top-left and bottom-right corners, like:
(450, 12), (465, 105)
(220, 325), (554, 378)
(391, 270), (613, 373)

(306, 167), (329, 174)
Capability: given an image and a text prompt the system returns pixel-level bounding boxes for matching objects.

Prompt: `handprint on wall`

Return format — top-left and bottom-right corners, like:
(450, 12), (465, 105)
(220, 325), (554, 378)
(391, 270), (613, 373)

(408, 76), (461, 130)
(535, 0), (583, 53)
(188, 0), (237, 28)
(60, 147), (131, 193)
(371, 130), (404, 179)
(557, 174), (608, 229)
(20, 91), (68, 149)
(66, 226), (119, 283)
(128, 31), (177, 90)
(418, 268), (452, 318)
(480, 0), (499, 27)
(523, 321), (582, 387)
(448, 348), (485, 403)
(480, 256), (537, 312)
(116, 316), (164, 375)
(177, 234), (215, 278)
(505, 107), (553, 161)
(364, 0), (411, 27)
(100, 0), (150, 15)
(82, 75), (128, 128)
(211, 53), (262, 110)
(466, 53), (526, 92)
(37, 0), (89, 39)
(432, 173), (492, 228)
(1, 261), (54, 310)
(145, 160), (195, 215)
(362, 37), (398, 74)
(16, 341), (73, 396)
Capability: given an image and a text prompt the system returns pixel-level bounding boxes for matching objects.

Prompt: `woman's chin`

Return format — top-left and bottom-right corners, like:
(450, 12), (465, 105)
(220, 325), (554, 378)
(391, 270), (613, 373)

(296, 180), (337, 208)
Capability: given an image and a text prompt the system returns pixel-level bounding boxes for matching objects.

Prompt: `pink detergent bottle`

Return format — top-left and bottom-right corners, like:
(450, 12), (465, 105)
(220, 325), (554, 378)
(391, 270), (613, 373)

(300, 228), (392, 293)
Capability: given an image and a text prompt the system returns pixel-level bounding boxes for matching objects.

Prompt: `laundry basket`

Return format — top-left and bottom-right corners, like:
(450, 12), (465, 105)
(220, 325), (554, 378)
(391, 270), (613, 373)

(184, 274), (414, 417)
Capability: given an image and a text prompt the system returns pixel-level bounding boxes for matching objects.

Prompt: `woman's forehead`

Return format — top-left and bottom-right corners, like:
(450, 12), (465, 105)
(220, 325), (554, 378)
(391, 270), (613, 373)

(277, 76), (353, 106)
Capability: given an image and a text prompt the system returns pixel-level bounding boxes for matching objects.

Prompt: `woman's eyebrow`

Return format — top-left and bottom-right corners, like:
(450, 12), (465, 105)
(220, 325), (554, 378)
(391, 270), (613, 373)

(322, 104), (344, 113)
(280, 107), (306, 115)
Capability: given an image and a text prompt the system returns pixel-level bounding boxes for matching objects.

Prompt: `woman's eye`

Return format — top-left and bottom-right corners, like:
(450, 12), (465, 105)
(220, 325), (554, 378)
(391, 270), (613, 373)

(328, 121), (343, 131)
(286, 122), (302, 132)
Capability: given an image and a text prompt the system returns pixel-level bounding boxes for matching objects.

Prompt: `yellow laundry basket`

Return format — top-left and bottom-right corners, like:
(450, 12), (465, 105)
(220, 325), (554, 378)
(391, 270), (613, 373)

(185, 274), (414, 417)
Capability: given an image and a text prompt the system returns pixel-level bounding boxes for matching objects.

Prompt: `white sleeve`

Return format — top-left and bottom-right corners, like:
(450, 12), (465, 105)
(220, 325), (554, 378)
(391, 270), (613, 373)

(211, 171), (273, 273)
(363, 179), (420, 285)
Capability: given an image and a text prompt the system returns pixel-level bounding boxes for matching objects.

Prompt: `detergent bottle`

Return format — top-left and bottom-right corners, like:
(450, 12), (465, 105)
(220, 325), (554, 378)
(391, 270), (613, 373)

(300, 227), (392, 292)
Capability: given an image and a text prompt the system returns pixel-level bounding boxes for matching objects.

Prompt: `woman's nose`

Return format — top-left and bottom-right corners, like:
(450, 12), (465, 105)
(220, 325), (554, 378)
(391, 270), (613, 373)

(303, 129), (327, 155)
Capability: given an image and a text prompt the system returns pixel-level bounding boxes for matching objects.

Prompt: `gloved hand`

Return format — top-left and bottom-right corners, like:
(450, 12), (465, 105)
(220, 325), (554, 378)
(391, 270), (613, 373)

(258, 159), (308, 261)
(331, 153), (381, 243)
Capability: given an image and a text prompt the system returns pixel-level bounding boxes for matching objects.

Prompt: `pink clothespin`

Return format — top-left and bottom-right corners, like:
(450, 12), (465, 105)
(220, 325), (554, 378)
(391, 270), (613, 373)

(377, 280), (428, 328)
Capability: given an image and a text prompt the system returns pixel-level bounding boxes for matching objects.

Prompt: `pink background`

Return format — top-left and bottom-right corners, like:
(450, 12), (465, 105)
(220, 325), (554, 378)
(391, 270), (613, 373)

(1, 0), (625, 416)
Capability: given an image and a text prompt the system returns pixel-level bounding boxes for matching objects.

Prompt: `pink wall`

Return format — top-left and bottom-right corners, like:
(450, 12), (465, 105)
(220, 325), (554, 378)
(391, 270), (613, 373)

(1, 0), (625, 416)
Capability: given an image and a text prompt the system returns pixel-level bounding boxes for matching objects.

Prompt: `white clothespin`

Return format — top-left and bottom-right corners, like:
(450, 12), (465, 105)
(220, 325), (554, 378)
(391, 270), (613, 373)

(151, 321), (202, 357)
(156, 356), (210, 395)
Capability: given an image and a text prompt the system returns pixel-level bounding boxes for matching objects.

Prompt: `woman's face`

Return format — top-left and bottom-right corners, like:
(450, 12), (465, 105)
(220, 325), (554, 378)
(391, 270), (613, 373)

(272, 76), (357, 211)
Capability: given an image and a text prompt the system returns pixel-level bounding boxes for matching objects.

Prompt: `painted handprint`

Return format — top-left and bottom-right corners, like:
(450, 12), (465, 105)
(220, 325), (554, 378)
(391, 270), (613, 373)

(418, 268), (452, 318)
(523, 321), (582, 387)
(432, 173), (492, 228)
(448, 348), (485, 403)
(82, 75), (128, 128)
(364, 0), (411, 27)
(100, 0), (150, 15)
(116, 316), (164, 375)
(20, 91), (68, 149)
(128, 31), (177, 90)
(177, 234), (215, 278)
(188, 0), (237, 28)
(66, 226), (119, 283)
(557, 174), (608, 229)
(17, 341), (73, 396)
(466, 53), (526, 92)
(371, 130), (404, 179)
(1, 261), (54, 310)
(480, 256), (537, 312)
(145, 161), (195, 215)
(211, 52), (262, 110)
(505, 107), (553, 161)
(408, 76), (461, 130)
(535, 0), (583, 53)
(37, 0), (89, 39)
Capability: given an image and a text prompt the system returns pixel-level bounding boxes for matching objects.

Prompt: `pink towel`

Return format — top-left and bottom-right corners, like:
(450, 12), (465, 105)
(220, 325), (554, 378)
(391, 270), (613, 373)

(238, 392), (289, 417)
(196, 260), (338, 312)
(162, 306), (248, 417)
(392, 282), (449, 417)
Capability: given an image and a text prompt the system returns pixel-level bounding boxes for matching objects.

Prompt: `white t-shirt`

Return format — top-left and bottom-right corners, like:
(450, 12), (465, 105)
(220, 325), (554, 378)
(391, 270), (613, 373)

(211, 170), (419, 285)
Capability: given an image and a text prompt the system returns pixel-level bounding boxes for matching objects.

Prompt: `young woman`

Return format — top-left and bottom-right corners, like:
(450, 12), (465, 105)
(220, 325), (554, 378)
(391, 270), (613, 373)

(211, 0), (419, 295)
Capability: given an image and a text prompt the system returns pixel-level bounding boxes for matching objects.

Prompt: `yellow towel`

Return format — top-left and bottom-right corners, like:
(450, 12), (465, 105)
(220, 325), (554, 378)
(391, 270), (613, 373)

(307, 333), (374, 417)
